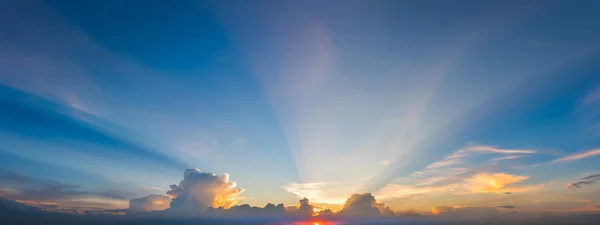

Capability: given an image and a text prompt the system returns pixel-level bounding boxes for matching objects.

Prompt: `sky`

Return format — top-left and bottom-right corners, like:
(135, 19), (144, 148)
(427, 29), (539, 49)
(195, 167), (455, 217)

(1, 0), (600, 217)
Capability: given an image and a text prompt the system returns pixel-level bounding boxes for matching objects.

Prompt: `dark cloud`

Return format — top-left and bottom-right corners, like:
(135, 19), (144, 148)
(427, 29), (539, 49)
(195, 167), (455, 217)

(207, 203), (286, 216)
(317, 208), (333, 216)
(0, 169), (132, 202)
(297, 197), (313, 217)
(129, 194), (171, 212)
(338, 193), (393, 217)
(433, 206), (501, 219)
(496, 205), (516, 209)
(568, 174), (600, 188)
(167, 168), (244, 213)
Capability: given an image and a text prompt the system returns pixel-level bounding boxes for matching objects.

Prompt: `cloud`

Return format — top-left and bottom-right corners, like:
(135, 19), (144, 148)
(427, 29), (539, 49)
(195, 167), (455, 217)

(424, 145), (535, 170)
(338, 193), (393, 217)
(281, 182), (345, 204)
(568, 174), (600, 188)
(582, 86), (600, 105)
(374, 202), (395, 217)
(167, 168), (244, 213)
(432, 205), (501, 218)
(129, 194), (171, 212)
(551, 149), (600, 163)
(207, 203), (287, 216)
(489, 155), (521, 162)
(523, 149), (600, 168)
(465, 173), (540, 193)
(0, 169), (132, 207)
(296, 197), (314, 217)
(425, 159), (462, 169)
(376, 172), (541, 200)
(375, 184), (447, 200)
(496, 205), (516, 209)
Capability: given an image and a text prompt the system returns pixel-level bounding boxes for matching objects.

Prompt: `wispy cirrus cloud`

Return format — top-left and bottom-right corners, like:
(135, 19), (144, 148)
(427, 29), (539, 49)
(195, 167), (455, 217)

(376, 172), (542, 200)
(568, 173), (600, 188)
(489, 155), (522, 162)
(281, 182), (346, 204)
(464, 173), (542, 193)
(521, 148), (600, 168)
(581, 86), (600, 106)
(551, 149), (600, 163)
(424, 145), (535, 170)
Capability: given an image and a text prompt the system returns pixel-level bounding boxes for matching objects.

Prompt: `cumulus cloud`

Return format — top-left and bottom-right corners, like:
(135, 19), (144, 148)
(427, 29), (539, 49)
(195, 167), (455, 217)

(568, 173), (600, 188)
(128, 194), (171, 212)
(338, 193), (393, 217)
(167, 168), (244, 213)
(297, 198), (314, 217)
(375, 202), (395, 217)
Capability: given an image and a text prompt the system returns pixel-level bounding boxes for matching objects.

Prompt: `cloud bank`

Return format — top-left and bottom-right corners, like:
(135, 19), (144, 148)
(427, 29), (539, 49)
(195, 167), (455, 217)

(129, 194), (171, 212)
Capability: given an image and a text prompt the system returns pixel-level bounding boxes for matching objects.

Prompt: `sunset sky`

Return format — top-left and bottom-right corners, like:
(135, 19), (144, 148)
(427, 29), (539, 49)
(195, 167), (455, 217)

(1, 0), (600, 217)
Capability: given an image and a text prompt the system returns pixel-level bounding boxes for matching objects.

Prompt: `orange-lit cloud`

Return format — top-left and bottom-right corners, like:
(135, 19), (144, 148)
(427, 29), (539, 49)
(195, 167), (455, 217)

(375, 183), (454, 200)
(168, 169), (244, 212)
(376, 172), (542, 201)
(465, 172), (543, 193)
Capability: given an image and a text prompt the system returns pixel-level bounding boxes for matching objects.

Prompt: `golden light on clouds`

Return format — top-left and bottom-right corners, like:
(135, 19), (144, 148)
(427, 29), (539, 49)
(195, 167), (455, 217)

(465, 173), (533, 193)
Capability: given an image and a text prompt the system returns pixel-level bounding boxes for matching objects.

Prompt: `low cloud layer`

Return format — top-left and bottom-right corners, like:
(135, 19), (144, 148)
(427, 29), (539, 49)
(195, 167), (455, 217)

(0, 169), (130, 209)
(568, 174), (600, 188)
(129, 194), (171, 212)
(432, 205), (501, 218)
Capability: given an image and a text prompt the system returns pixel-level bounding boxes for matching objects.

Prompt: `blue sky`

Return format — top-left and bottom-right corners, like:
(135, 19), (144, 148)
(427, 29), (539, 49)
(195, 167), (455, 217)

(1, 0), (600, 214)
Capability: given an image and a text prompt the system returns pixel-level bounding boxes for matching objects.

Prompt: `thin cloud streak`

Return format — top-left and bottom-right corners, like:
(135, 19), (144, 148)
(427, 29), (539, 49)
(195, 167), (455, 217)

(568, 174), (600, 188)
(520, 148), (600, 168)
(424, 145), (535, 170)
